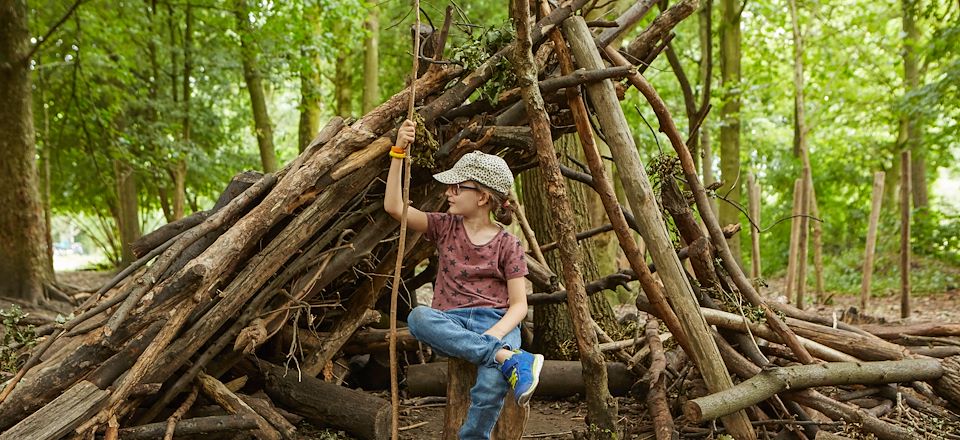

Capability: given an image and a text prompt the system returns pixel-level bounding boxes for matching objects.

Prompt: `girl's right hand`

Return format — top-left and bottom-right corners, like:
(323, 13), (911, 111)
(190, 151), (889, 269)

(396, 119), (416, 150)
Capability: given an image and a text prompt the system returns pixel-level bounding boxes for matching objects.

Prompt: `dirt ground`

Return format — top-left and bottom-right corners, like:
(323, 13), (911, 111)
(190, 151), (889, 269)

(43, 270), (960, 439)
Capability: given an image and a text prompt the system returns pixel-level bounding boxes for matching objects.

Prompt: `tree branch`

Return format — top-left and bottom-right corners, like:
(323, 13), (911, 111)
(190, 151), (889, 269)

(22, 0), (86, 64)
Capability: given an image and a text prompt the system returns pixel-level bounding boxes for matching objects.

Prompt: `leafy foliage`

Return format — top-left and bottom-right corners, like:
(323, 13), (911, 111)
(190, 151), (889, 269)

(0, 305), (37, 374)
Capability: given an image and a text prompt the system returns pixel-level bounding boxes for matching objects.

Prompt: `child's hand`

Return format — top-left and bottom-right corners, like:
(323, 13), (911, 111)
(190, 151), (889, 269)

(395, 119), (416, 151)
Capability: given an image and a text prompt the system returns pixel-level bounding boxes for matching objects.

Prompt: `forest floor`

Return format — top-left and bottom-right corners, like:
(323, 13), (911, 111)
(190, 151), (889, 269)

(49, 269), (960, 439)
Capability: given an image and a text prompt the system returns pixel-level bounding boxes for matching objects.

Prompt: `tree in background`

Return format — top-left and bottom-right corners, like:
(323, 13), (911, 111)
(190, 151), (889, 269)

(234, 0), (277, 173)
(719, 0), (743, 263)
(0, 0), (54, 303)
(521, 136), (621, 360)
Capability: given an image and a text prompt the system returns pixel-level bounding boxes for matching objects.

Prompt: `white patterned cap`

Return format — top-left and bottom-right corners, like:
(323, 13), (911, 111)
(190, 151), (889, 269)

(433, 151), (514, 195)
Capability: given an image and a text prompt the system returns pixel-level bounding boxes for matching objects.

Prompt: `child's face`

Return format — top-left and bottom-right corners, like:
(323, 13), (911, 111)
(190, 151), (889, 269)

(444, 181), (490, 216)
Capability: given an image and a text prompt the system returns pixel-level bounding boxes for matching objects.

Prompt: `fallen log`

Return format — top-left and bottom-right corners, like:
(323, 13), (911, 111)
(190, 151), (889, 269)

(197, 371), (281, 440)
(938, 355), (960, 409)
(860, 322), (960, 339)
(684, 359), (943, 423)
(118, 415), (259, 440)
(406, 360), (636, 398)
(714, 334), (920, 440)
(259, 360), (390, 440)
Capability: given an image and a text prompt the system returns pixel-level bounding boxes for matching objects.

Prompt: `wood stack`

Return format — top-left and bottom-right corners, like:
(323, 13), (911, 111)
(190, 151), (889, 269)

(1, 1), (958, 439)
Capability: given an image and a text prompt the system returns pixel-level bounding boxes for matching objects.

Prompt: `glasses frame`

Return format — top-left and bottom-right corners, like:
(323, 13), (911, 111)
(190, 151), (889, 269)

(450, 183), (480, 195)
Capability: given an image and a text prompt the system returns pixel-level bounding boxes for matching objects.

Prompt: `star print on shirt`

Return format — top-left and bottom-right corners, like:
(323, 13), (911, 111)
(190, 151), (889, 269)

(447, 245), (455, 252)
(460, 269), (469, 278)
(512, 265), (520, 273)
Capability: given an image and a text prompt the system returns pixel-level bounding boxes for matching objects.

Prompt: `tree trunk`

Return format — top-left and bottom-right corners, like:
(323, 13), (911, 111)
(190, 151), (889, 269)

(174, 3), (193, 221)
(719, 0), (742, 264)
(334, 19), (353, 118)
(0, 0), (50, 303)
(362, 6), (380, 114)
(522, 135), (620, 360)
(697, 0), (713, 179)
(902, 0), (926, 208)
(788, 0), (813, 308)
(298, 18), (321, 152)
(37, 64), (55, 276)
(114, 160), (141, 267)
(234, 0), (277, 173)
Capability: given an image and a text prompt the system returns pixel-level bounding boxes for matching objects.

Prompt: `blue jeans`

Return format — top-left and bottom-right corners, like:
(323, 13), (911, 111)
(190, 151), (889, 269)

(407, 306), (521, 440)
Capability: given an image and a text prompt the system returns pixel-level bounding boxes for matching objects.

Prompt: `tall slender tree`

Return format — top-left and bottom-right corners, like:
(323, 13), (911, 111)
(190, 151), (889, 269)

(298, 11), (321, 152)
(902, 0), (926, 208)
(361, 6), (379, 114)
(0, 0), (54, 302)
(719, 0), (742, 262)
(235, 0), (278, 173)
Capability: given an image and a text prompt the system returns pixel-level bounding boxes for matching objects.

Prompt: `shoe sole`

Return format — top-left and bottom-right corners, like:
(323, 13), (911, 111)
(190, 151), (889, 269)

(517, 354), (544, 406)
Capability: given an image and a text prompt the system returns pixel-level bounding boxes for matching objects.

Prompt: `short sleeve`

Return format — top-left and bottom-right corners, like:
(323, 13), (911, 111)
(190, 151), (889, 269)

(499, 233), (529, 280)
(426, 212), (455, 243)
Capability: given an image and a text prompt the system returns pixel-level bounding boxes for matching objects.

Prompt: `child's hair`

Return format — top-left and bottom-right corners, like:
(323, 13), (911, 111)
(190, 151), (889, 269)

(479, 185), (515, 225)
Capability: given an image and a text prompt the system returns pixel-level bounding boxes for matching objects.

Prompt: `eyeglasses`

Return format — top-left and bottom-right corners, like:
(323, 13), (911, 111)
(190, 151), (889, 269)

(449, 183), (480, 195)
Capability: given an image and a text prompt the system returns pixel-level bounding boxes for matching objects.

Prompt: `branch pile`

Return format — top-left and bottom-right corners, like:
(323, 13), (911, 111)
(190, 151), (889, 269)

(1, 1), (959, 439)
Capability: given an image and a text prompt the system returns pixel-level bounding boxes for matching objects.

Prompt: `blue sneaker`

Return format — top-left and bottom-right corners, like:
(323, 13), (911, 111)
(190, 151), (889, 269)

(498, 349), (544, 406)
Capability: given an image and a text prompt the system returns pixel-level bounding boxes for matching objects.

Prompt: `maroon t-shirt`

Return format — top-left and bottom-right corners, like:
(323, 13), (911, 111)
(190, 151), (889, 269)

(425, 213), (529, 311)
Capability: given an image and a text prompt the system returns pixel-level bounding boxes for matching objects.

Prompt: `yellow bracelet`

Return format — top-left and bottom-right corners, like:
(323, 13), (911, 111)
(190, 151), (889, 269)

(391, 145), (406, 153)
(389, 150), (406, 159)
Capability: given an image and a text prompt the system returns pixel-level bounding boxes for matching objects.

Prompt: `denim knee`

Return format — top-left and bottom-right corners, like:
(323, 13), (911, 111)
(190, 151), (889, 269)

(406, 305), (430, 339)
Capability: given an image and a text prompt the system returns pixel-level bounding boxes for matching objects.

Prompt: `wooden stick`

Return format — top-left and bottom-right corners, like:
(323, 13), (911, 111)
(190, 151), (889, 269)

(747, 173), (761, 279)
(785, 178), (802, 305)
(645, 317), (675, 440)
(900, 150), (911, 318)
(164, 384), (199, 440)
(514, 7), (617, 431)
(860, 171), (885, 311)
(389, 2), (420, 438)
(796, 169), (812, 309)
(685, 358), (943, 422)
(123, 416), (259, 440)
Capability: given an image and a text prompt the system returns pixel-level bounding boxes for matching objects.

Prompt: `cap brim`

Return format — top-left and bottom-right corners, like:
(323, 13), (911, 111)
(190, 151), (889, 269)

(432, 169), (467, 185)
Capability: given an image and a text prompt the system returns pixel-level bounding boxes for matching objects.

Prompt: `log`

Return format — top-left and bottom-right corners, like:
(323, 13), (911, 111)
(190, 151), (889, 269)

(240, 394), (298, 440)
(130, 210), (209, 258)
(406, 361), (636, 398)
(684, 359), (943, 422)
(197, 371), (281, 440)
(260, 360), (390, 440)
(937, 355), (960, 409)
(0, 380), (107, 440)
(859, 322), (960, 339)
(713, 334), (918, 440)
(442, 358), (527, 440)
(119, 415), (259, 440)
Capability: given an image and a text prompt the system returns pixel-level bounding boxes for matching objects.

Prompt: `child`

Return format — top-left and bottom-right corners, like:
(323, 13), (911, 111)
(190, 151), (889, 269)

(385, 119), (544, 440)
